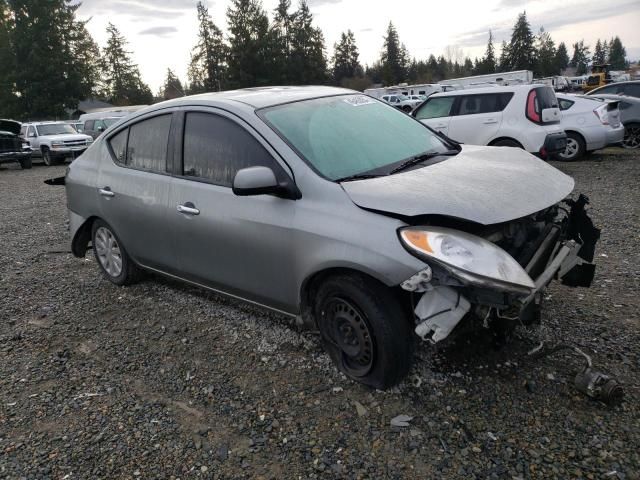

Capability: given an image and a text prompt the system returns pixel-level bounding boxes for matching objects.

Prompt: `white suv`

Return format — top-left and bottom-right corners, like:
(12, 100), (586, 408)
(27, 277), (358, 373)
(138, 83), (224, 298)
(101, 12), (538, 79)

(412, 85), (567, 158)
(21, 122), (93, 166)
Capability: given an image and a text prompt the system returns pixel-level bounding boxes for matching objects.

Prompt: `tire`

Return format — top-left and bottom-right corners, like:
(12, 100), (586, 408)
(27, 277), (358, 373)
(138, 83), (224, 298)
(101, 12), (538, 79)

(42, 148), (53, 166)
(491, 139), (523, 148)
(622, 123), (640, 149)
(19, 156), (32, 169)
(402, 105), (412, 113)
(313, 273), (413, 389)
(556, 132), (585, 161)
(91, 219), (141, 286)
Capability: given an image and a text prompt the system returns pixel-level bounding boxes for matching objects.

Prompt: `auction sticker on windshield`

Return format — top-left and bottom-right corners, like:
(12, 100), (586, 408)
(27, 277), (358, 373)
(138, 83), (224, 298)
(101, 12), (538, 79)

(343, 95), (376, 107)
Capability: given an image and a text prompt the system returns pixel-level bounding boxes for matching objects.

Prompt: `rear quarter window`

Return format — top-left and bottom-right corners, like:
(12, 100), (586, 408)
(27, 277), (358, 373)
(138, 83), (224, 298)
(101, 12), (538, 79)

(559, 98), (575, 111)
(108, 128), (128, 163)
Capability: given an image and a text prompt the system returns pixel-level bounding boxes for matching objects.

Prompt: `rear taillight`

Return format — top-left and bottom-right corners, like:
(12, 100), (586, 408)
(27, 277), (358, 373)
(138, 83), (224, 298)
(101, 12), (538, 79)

(593, 104), (609, 125)
(526, 89), (541, 123)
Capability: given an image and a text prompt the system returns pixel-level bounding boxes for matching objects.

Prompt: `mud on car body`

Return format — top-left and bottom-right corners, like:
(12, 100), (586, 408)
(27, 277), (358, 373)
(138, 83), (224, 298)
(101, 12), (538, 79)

(60, 87), (600, 390)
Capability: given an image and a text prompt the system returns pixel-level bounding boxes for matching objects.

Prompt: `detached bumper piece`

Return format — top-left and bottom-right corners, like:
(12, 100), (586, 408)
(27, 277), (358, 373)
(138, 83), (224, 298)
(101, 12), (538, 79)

(414, 286), (470, 343)
(540, 131), (567, 158)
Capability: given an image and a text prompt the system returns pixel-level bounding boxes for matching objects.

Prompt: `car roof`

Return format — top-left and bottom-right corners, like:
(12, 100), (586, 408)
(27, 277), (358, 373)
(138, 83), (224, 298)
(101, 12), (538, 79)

(430, 84), (544, 97)
(24, 121), (69, 125)
(152, 86), (356, 110)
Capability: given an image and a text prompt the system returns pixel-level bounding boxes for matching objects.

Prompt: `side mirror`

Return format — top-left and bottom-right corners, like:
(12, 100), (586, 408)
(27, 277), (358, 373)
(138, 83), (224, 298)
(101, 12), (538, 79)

(97, 126), (104, 132)
(232, 166), (300, 199)
(28, 132), (36, 138)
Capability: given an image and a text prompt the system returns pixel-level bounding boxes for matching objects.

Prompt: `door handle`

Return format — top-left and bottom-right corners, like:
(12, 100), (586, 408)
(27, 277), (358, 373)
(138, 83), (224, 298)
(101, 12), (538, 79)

(435, 124), (446, 128)
(99, 187), (114, 197)
(483, 119), (498, 124)
(177, 203), (200, 215)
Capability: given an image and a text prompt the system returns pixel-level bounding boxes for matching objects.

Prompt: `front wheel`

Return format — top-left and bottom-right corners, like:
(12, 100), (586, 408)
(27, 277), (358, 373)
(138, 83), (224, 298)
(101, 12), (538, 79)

(42, 148), (54, 166)
(314, 274), (413, 389)
(19, 156), (32, 169)
(622, 123), (640, 149)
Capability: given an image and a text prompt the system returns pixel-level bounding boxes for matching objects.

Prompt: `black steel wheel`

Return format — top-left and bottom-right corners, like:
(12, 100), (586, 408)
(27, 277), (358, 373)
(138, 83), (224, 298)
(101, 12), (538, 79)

(314, 273), (413, 389)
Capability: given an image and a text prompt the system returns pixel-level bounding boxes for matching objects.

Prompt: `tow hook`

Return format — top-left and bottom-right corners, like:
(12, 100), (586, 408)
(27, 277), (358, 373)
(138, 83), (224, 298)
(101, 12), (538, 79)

(527, 342), (624, 405)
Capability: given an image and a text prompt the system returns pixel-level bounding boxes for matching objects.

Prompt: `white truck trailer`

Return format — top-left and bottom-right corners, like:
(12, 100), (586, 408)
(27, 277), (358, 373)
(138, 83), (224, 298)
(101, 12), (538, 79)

(439, 70), (534, 90)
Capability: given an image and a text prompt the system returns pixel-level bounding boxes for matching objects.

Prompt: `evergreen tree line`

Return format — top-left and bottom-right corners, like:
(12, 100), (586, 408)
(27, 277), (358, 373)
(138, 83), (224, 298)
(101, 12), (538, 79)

(1, 0), (153, 119)
(0, 1), (633, 120)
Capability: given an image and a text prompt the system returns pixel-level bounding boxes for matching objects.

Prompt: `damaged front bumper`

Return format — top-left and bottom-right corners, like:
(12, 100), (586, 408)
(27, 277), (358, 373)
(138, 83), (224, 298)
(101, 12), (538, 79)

(403, 194), (600, 343)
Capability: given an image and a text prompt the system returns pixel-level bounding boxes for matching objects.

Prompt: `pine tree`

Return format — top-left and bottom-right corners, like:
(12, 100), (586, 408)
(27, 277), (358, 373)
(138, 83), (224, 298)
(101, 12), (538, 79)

(0, 0), (16, 117)
(592, 39), (605, 65)
(8, 0), (103, 119)
(332, 30), (362, 86)
(101, 22), (153, 105)
(555, 42), (569, 73)
(608, 36), (627, 69)
(188, 1), (227, 93)
(570, 40), (590, 75)
(534, 27), (556, 76)
(288, 1), (327, 84)
(226, 0), (271, 88)
(270, 0), (292, 83)
(476, 30), (496, 74)
(498, 40), (510, 71)
(507, 12), (535, 71)
(380, 22), (407, 85)
(162, 68), (185, 100)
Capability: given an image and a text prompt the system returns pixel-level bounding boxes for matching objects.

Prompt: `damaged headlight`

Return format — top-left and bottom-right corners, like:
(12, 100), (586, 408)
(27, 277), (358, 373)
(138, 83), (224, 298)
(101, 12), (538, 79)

(399, 227), (535, 294)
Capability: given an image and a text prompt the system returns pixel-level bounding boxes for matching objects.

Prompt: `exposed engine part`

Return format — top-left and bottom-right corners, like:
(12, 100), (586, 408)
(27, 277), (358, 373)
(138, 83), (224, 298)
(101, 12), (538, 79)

(414, 286), (470, 343)
(401, 266), (433, 293)
(527, 342), (624, 405)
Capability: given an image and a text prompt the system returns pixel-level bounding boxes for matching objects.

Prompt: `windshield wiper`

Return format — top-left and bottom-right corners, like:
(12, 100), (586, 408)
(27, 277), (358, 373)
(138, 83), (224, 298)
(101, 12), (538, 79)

(335, 173), (386, 182)
(388, 150), (458, 175)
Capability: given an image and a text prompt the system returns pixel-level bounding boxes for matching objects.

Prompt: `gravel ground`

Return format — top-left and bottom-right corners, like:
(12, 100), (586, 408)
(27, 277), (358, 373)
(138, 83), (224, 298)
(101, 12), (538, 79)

(1, 149), (639, 479)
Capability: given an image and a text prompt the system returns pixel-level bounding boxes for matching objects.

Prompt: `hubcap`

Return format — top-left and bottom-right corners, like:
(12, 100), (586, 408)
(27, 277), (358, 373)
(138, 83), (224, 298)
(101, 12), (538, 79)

(623, 126), (640, 149)
(323, 297), (374, 377)
(94, 227), (123, 277)
(560, 138), (578, 159)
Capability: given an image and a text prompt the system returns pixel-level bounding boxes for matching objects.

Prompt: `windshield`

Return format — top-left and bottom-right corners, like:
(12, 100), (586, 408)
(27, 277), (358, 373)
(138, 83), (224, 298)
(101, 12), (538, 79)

(261, 94), (451, 180)
(37, 123), (77, 136)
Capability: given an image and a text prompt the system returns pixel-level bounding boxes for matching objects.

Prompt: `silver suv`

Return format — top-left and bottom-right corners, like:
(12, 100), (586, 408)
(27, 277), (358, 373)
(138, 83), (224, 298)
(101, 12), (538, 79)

(63, 87), (599, 389)
(21, 122), (93, 165)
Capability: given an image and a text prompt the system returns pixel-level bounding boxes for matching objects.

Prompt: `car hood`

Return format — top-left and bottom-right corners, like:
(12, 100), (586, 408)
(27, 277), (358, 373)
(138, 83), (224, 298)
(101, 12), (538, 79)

(340, 145), (575, 225)
(0, 119), (21, 136)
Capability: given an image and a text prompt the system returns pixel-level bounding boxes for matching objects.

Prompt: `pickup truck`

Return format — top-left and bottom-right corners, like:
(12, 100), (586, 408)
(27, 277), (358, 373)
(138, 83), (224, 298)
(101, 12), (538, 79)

(21, 122), (93, 166)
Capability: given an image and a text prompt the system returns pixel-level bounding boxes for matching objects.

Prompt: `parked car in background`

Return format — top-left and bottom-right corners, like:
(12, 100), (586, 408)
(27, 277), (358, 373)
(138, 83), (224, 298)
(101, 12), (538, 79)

(0, 119), (32, 169)
(380, 93), (421, 112)
(589, 94), (640, 149)
(555, 93), (625, 161)
(413, 85), (567, 158)
(62, 87), (599, 389)
(21, 122), (93, 165)
(585, 80), (640, 99)
(65, 120), (84, 133)
(79, 110), (133, 139)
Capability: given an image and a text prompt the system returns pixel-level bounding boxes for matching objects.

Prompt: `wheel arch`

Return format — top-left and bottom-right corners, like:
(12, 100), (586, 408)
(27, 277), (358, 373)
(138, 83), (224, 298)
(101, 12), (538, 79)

(488, 136), (524, 148)
(297, 266), (403, 330)
(71, 215), (99, 257)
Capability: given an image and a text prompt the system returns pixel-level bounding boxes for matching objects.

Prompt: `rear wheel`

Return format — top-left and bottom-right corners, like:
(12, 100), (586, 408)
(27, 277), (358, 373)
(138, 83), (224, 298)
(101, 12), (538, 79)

(556, 132), (585, 161)
(622, 123), (640, 149)
(19, 156), (32, 169)
(91, 219), (141, 286)
(314, 274), (413, 389)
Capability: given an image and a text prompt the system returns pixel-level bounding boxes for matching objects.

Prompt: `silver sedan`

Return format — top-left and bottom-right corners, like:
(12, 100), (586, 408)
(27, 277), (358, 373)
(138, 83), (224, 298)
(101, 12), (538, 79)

(64, 86), (599, 388)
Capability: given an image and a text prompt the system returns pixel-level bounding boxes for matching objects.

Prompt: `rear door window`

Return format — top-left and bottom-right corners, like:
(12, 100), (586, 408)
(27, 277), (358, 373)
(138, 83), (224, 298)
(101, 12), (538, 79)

(182, 112), (277, 187)
(414, 97), (455, 120)
(623, 84), (640, 97)
(456, 93), (512, 115)
(126, 114), (172, 173)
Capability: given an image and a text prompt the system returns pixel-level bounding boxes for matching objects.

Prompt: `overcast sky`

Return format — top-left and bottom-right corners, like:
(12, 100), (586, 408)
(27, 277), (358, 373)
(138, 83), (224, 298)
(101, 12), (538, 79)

(76, 0), (640, 92)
